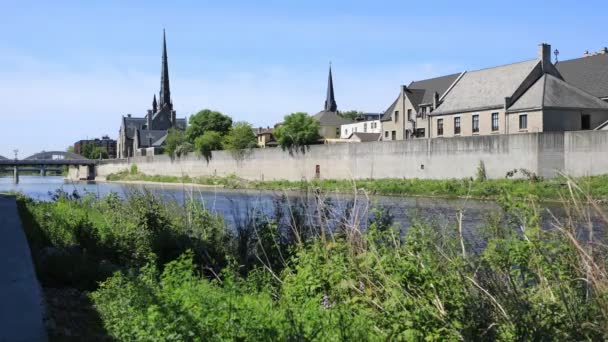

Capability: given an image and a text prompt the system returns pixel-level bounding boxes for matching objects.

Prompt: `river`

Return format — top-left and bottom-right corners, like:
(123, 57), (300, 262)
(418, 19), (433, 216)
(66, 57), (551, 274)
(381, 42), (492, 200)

(0, 176), (597, 249)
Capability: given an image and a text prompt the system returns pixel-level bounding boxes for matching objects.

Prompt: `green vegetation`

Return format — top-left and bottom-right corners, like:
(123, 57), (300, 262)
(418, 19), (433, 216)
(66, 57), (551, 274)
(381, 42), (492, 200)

(274, 112), (321, 153)
(105, 171), (608, 201)
(81, 144), (109, 159)
(194, 131), (223, 162)
(17, 183), (608, 340)
(338, 110), (363, 121)
(223, 121), (257, 161)
(164, 128), (189, 158)
(186, 109), (233, 141)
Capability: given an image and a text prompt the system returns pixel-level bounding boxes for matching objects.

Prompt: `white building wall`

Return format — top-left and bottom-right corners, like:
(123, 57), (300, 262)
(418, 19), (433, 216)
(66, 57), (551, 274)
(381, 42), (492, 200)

(340, 120), (382, 139)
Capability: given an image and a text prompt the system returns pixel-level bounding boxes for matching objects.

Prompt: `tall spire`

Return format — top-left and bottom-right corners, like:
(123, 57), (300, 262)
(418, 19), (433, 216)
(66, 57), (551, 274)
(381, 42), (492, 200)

(152, 94), (158, 113)
(324, 63), (337, 112)
(159, 29), (171, 109)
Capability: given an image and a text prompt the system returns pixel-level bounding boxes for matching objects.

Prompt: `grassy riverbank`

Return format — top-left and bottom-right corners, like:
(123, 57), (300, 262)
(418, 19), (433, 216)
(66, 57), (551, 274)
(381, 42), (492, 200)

(16, 184), (608, 340)
(106, 169), (608, 201)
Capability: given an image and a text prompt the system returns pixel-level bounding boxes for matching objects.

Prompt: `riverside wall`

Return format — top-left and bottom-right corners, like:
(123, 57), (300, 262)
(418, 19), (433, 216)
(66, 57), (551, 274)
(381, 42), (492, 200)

(72, 131), (608, 182)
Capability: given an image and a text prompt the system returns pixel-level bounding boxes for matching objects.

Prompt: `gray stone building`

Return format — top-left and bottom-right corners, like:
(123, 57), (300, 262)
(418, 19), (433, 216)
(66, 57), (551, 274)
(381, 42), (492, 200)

(116, 30), (186, 158)
(381, 43), (608, 140)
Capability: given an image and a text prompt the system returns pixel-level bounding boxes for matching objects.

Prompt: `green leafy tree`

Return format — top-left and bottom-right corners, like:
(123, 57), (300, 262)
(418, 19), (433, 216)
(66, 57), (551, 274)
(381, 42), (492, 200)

(274, 112), (320, 153)
(164, 128), (188, 158)
(66, 146), (75, 153)
(194, 131), (223, 162)
(186, 109), (233, 142)
(338, 110), (363, 121)
(81, 144), (109, 159)
(223, 122), (257, 161)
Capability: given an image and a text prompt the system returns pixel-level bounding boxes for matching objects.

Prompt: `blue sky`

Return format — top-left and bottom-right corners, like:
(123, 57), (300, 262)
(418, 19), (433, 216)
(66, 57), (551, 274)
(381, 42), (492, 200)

(1, 0), (607, 157)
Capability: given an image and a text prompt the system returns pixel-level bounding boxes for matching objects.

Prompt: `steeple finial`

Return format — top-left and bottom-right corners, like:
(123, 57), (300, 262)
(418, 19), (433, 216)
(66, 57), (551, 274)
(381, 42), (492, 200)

(324, 63), (337, 112)
(159, 29), (171, 110)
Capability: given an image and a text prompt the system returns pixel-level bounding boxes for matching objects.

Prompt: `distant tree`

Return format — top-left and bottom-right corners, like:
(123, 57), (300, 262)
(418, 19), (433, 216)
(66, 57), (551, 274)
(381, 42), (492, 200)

(194, 131), (223, 162)
(174, 142), (194, 158)
(66, 146), (75, 153)
(186, 109), (233, 142)
(164, 128), (188, 158)
(274, 112), (320, 153)
(338, 110), (363, 121)
(81, 144), (109, 159)
(223, 122), (257, 161)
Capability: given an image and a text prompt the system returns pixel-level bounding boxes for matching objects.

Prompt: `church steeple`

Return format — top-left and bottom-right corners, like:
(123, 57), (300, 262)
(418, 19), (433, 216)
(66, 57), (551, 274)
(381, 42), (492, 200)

(159, 29), (172, 110)
(152, 94), (158, 113)
(324, 63), (337, 112)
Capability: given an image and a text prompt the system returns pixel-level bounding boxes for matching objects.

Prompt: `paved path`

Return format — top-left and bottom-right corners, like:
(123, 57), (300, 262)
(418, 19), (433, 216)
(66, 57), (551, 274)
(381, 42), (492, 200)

(0, 195), (47, 342)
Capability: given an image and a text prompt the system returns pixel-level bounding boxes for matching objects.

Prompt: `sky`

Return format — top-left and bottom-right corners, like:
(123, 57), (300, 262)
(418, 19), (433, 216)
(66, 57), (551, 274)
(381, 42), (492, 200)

(1, 0), (607, 157)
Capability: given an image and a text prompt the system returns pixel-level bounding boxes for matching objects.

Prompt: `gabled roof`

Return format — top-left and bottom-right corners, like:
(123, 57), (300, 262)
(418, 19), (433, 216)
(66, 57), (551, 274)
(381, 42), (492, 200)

(137, 130), (168, 147)
(381, 73), (462, 121)
(313, 111), (353, 126)
(122, 117), (147, 139)
(408, 73), (461, 104)
(556, 53), (608, 99)
(349, 132), (381, 142)
(509, 74), (608, 112)
(432, 60), (539, 115)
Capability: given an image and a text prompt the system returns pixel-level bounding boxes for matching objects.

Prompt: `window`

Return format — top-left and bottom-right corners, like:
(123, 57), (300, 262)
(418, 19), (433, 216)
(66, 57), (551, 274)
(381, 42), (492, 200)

(416, 128), (425, 138)
(395, 111), (399, 123)
(391, 130), (396, 140)
(364, 123), (368, 132)
(582, 114), (591, 130)
(519, 114), (528, 130)
(344, 129), (348, 136)
(336, 128), (340, 136)
(454, 117), (461, 135)
(385, 131), (389, 138)
(422, 107), (427, 114)
(437, 119), (444, 136)
(407, 109), (412, 120)
(492, 112), (499, 131)
(472, 114), (479, 133)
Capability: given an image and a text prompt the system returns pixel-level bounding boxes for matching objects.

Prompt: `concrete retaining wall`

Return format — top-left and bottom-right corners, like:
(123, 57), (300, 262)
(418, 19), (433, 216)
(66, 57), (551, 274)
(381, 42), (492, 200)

(87, 131), (608, 181)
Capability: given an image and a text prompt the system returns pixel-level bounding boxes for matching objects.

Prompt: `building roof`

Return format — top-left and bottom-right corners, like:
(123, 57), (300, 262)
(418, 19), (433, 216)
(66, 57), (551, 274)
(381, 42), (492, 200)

(313, 111), (353, 126)
(0, 155), (7, 160)
(408, 73), (461, 104)
(433, 60), (539, 115)
(509, 73), (608, 112)
(381, 96), (399, 121)
(137, 130), (168, 147)
(123, 117), (147, 139)
(556, 53), (608, 99)
(349, 132), (381, 142)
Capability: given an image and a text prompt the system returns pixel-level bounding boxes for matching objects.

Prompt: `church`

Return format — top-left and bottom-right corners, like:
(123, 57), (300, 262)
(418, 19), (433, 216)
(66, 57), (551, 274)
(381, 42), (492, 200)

(116, 30), (187, 158)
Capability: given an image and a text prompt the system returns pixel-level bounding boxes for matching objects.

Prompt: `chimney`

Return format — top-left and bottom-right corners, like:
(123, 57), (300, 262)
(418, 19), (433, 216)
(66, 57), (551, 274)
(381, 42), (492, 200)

(147, 110), (152, 129)
(600, 47), (608, 55)
(127, 114), (131, 118)
(583, 50), (591, 57)
(432, 91), (439, 110)
(538, 43), (552, 69)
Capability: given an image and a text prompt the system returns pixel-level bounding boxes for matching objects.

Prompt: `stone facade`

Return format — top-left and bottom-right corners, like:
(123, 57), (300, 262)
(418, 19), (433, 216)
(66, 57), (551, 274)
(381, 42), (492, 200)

(116, 30), (186, 158)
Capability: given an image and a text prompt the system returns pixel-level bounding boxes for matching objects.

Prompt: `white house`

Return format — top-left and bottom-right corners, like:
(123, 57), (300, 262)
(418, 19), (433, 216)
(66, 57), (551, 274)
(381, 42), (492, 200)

(340, 120), (382, 139)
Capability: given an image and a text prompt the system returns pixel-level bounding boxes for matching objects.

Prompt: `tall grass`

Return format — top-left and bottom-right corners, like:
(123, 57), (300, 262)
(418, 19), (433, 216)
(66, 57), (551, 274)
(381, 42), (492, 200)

(105, 170), (608, 201)
(19, 179), (608, 340)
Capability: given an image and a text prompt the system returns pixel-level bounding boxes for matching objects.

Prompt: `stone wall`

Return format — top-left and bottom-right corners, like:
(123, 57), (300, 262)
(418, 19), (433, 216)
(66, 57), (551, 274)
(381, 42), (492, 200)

(86, 131), (608, 181)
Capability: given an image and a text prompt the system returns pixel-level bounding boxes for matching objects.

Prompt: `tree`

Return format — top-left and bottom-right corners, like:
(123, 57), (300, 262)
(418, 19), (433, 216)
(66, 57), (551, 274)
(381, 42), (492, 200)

(186, 109), (233, 142)
(223, 122), (257, 161)
(66, 146), (75, 153)
(164, 128), (188, 158)
(81, 144), (109, 159)
(194, 131), (223, 162)
(338, 110), (363, 121)
(274, 112), (320, 153)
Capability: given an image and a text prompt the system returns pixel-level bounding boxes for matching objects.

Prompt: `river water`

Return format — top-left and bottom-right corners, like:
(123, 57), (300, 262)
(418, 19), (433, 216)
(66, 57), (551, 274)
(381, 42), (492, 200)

(0, 176), (596, 248)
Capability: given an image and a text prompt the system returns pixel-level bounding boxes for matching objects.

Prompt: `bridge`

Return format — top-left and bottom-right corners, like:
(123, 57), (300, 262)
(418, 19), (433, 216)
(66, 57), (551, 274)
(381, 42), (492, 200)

(0, 151), (96, 184)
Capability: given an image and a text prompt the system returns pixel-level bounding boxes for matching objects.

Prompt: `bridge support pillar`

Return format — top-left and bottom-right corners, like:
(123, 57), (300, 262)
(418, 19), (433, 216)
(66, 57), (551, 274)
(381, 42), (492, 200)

(40, 167), (47, 177)
(13, 166), (19, 184)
